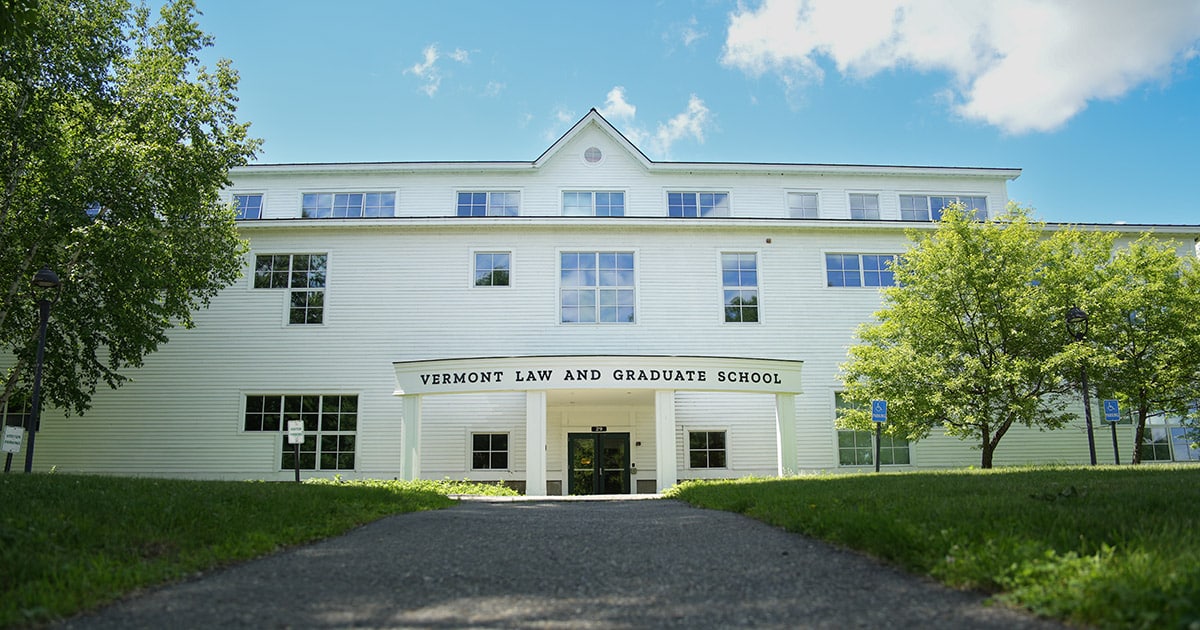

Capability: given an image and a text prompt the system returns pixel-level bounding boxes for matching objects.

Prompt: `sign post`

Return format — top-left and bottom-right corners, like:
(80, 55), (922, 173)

(871, 400), (887, 473)
(1103, 399), (1121, 465)
(2, 425), (23, 473)
(287, 420), (305, 483)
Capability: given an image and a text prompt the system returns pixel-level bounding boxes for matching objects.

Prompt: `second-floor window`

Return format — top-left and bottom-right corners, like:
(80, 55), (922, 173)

(561, 251), (635, 324)
(668, 192), (729, 218)
(301, 192), (394, 218)
(563, 191), (625, 217)
(457, 192), (519, 217)
(826, 253), (897, 287)
(722, 253), (759, 323)
(234, 194), (263, 220)
(474, 252), (511, 287)
(900, 195), (988, 221)
(254, 253), (327, 324)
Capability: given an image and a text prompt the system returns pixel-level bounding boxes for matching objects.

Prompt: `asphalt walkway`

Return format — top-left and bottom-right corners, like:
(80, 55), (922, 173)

(57, 497), (1064, 629)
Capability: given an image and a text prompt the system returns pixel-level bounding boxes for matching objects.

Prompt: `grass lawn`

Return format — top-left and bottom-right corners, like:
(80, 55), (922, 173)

(0, 474), (516, 628)
(667, 465), (1200, 630)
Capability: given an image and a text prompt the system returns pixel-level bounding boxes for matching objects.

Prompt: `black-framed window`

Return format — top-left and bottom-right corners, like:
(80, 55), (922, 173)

(722, 253), (758, 323)
(243, 394), (357, 471)
(688, 431), (727, 468)
(474, 252), (511, 287)
(472, 433), (509, 470)
(253, 253), (327, 324)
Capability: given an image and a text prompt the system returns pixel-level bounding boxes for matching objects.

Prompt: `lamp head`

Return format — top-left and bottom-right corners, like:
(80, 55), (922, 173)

(1065, 306), (1089, 341)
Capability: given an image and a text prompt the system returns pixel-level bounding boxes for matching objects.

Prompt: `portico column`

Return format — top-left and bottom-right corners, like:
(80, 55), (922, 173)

(401, 394), (422, 480)
(775, 393), (798, 476)
(655, 390), (678, 493)
(525, 390), (547, 496)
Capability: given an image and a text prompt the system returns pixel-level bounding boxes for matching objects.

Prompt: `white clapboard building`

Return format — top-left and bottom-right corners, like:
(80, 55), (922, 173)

(25, 110), (1200, 492)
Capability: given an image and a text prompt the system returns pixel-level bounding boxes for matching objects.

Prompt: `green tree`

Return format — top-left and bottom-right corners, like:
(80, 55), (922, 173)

(1087, 236), (1200, 464)
(0, 0), (259, 416)
(839, 205), (1115, 468)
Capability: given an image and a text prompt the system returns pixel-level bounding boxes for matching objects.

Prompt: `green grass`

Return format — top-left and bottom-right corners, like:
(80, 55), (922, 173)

(667, 466), (1200, 629)
(0, 474), (516, 628)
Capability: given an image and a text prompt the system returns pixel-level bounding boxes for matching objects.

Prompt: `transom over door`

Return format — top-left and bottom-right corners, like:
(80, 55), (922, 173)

(568, 432), (630, 495)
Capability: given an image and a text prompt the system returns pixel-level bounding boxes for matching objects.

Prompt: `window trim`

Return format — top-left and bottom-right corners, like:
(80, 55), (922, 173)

(299, 190), (397, 219)
(685, 428), (730, 470)
(455, 190), (522, 217)
(557, 248), (638, 325)
(665, 190), (731, 218)
(847, 192), (881, 221)
(239, 393), (359, 472)
(250, 252), (329, 326)
(823, 251), (899, 288)
(560, 190), (626, 217)
(232, 192), (264, 220)
(720, 251), (761, 324)
(471, 250), (513, 288)
(785, 190), (820, 219)
(468, 431), (511, 471)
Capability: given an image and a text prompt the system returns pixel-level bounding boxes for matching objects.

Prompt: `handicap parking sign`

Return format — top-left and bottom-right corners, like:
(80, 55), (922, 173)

(871, 400), (887, 423)
(1103, 399), (1120, 424)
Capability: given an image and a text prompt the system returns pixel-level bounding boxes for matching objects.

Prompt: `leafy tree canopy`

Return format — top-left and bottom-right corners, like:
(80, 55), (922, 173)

(1, 0), (259, 415)
(839, 205), (1116, 468)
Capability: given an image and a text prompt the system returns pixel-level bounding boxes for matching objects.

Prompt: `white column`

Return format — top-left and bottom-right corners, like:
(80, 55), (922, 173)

(655, 390), (678, 493)
(401, 394), (422, 481)
(525, 390), (547, 496)
(775, 393), (798, 476)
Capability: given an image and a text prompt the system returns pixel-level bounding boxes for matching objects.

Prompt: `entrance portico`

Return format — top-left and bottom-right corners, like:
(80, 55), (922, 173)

(394, 355), (803, 495)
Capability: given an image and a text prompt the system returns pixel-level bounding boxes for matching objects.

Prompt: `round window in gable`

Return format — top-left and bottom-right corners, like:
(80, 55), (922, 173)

(583, 146), (603, 164)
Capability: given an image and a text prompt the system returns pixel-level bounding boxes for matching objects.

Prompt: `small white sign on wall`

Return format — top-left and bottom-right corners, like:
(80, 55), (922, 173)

(1, 425), (23, 453)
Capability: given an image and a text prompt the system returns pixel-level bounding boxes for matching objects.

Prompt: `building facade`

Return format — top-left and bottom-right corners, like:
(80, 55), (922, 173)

(22, 111), (1200, 491)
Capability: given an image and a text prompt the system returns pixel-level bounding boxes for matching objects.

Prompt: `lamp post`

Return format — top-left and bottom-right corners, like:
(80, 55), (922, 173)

(1065, 306), (1098, 466)
(24, 266), (60, 474)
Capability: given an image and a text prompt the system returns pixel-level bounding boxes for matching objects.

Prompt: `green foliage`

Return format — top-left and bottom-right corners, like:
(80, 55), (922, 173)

(839, 205), (1116, 467)
(0, 474), (493, 626)
(670, 467), (1200, 629)
(303, 476), (521, 497)
(1086, 236), (1200, 463)
(0, 0), (260, 416)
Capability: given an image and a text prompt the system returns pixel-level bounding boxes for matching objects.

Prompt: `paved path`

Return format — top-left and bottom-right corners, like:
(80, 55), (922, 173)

(57, 498), (1063, 629)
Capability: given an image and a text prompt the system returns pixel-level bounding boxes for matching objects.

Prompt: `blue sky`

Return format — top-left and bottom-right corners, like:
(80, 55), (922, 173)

(192, 0), (1200, 226)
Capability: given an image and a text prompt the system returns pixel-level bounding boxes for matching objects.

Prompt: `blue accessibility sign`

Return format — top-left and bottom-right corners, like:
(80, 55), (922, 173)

(1103, 399), (1120, 424)
(871, 400), (887, 423)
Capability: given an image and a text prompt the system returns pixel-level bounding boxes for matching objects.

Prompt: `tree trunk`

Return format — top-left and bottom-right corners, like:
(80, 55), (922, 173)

(1131, 398), (1149, 465)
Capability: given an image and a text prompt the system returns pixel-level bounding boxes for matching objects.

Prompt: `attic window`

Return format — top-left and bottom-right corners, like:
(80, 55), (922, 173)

(583, 147), (603, 164)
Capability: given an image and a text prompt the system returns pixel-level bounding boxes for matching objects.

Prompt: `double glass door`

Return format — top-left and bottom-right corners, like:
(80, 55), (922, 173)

(568, 432), (630, 495)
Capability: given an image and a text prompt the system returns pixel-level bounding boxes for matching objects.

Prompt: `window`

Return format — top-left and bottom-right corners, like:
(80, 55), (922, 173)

(668, 192), (729, 218)
(474, 252), (511, 287)
(234, 194), (263, 220)
(849, 193), (880, 220)
(301, 192), (394, 218)
(2, 397), (29, 430)
(253, 254), (327, 324)
(1140, 427), (1174, 462)
(560, 252), (635, 324)
(722, 253), (759, 323)
(563, 191), (624, 216)
(1169, 427), (1200, 461)
(787, 192), (818, 218)
(457, 191), (519, 217)
(835, 393), (910, 466)
(472, 433), (509, 469)
(826, 253), (897, 287)
(243, 394), (357, 471)
(688, 431), (727, 468)
(900, 195), (988, 221)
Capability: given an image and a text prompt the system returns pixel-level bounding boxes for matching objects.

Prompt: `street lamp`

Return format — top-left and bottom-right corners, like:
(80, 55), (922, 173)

(24, 266), (60, 473)
(1066, 306), (1097, 466)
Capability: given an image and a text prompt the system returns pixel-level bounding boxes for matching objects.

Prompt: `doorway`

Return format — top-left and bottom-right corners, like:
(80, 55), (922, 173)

(568, 432), (630, 495)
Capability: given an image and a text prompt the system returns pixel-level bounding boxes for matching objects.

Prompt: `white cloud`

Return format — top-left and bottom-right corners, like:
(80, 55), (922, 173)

(680, 16), (707, 47)
(599, 87), (637, 121)
(722, 0), (1200, 134)
(483, 81), (505, 97)
(404, 44), (472, 98)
